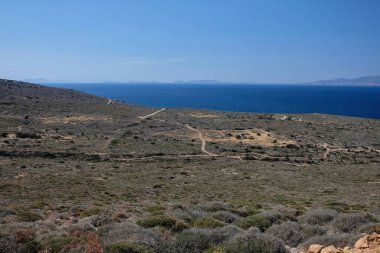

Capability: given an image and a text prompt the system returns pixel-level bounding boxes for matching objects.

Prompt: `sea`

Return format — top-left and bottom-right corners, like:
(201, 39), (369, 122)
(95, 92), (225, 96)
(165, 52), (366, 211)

(47, 83), (380, 119)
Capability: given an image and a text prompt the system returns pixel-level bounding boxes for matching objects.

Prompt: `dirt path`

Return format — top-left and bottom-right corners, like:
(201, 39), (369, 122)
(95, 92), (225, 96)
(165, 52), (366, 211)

(185, 124), (218, 156)
(138, 108), (166, 119)
(106, 99), (113, 105)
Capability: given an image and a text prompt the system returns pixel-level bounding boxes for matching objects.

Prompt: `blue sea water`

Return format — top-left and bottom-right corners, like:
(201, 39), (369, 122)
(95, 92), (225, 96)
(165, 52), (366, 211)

(48, 83), (380, 119)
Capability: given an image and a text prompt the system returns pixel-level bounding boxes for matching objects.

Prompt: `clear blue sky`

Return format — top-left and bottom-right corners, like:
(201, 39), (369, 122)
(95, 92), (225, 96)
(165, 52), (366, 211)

(0, 0), (379, 83)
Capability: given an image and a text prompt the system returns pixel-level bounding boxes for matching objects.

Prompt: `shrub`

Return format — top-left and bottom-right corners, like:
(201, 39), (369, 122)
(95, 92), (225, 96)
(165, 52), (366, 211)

(260, 205), (298, 224)
(331, 213), (369, 233)
(195, 202), (232, 212)
(301, 234), (360, 250)
(194, 217), (225, 229)
(16, 131), (40, 139)
(298, 208), (337, 225)
(169, 209), (194, 222)
(70, 204), (87, 217)
(137, 215), (177, 229)
(359, 222), (380, 233)
(301, 224), (327, 238)
(223, 232), (288, 253)
(46, 237), (77, 253)
(99, 221), (164, 250)
(233, 215), (271, 231)
(17, 210), (43, 222)
(108, 241), (153, 253)
(172, 220), (190, 233)
(266, 221), (305, 247)
(0, 234), (18, 253)
(173, 226), (242, 253)
(19, 240), (43, 253)
(211, 211), (239, 223)
(80, 207), (102, 218)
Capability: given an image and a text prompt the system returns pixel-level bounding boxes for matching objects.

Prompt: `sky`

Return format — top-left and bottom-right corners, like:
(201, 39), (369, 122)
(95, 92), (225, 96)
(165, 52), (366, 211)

(0, 0), (379, 83)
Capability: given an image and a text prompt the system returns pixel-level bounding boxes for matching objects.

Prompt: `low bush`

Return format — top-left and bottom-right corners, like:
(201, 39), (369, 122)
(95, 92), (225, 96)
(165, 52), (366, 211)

(80, 207), (102, 218)
(137, 215), (177, 229)
(266, 221), (305, 247)
(19, 240), (43, 253)
(301, 234), (360, 250)
(17, 210), (43, 222)
(223, 232), (288, 253)
(298, 208), (337, 225)
(359, 222), (380, 233)
(195, 202), (232, 212)
(193, 217), (225, 229)
(233, 215), (271, 231)
(16, 131), (40, 139)
(173, 226), (242, 253)
(45, 237), (78, 253)
(99, 221), (164, 250)
(211, 211), (239, 223)
(301, 224), (327, 238)
(108, 241), (154, 253)
(331, 213), (369, 233)
(260, 205), (298, 224)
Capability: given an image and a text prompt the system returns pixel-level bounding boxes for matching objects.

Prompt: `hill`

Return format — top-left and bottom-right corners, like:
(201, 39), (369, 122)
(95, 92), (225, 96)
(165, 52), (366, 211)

(0, 79), (379, 252)
(306, 75), (380, 86)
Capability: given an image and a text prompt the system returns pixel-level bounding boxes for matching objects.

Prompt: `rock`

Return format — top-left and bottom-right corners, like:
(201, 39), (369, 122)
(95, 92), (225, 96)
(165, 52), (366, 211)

(342, 246), (350, 253)
(308, 244), (324, 253)
(320, 245), (337, 253)
(355, 237), (367, 248)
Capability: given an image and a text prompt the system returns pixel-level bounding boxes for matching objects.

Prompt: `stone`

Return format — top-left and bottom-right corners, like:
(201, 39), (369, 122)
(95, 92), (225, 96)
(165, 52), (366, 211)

(320, 245), (337, 253)
(355, 237), (367, 248)
(308, 244), (324, 253)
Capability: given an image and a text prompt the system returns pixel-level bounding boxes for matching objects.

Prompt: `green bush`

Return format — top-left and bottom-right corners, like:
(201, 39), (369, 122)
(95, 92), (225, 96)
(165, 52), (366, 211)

(46, 237), (77, 253)
(108, 241), (153, 253)
(79, 207), (102, 218)
(17, 211), (43, 222)
(194, 217), (225, 228)
(19, 240), (43, 253)
(212, 211), (239, 223)
(233, 215), (270, 231)
(137, 215), (177, 229)
(195, 202), (232, 212)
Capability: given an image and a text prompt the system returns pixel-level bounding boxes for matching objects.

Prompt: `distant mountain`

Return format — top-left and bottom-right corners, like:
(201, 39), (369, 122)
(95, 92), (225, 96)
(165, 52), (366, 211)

(173, 80), (226, 84)
(306, 75), (380, 86)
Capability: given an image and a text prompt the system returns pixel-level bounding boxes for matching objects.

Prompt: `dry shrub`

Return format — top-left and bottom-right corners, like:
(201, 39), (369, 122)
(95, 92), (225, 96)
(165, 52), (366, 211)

(298, 208), (338, 225)
(331, 213), (370, 233)
(223, 232), (288, 253)
(266, 221), (305, 247)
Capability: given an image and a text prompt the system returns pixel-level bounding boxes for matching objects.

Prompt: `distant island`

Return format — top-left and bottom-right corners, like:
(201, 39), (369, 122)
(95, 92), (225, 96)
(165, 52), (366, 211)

(29, 75), (380, 86)
(304, 75), (380, 86)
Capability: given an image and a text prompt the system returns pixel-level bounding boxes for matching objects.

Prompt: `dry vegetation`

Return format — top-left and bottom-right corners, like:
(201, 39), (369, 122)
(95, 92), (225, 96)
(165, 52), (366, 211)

(0, 79), (379, 253)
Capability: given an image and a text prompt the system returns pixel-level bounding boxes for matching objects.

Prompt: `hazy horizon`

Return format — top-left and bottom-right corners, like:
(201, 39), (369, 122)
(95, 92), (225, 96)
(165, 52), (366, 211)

(1, 0), (380, 83)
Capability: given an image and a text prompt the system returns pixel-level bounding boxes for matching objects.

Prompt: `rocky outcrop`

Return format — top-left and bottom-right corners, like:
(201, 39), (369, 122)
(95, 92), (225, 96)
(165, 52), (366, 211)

(304, 233), (380, 253)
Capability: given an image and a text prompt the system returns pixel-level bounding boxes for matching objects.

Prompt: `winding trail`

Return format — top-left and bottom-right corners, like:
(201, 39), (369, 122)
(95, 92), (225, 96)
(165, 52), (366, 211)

(185, 124), (218, 156)
(106, 98), (113, 105)
(136, 108), (218, 156)
(138, 108), (166, 119)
